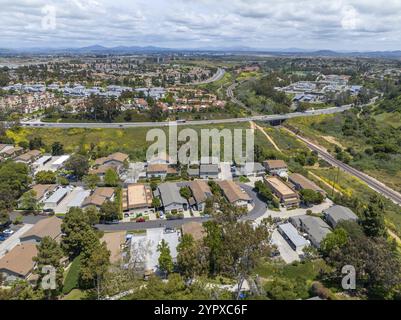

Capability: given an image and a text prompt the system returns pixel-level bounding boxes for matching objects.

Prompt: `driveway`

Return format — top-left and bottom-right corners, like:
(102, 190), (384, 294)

(0, 223), (34, 257)
(239, 184), (268, 221)
(9, 212), (48, 225)
(219, 162), (232, 180)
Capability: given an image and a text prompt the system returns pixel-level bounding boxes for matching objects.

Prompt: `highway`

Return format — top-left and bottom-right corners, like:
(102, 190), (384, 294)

(286, 128), (401, 206)
(17, 105), (353, 129)
(188, 68), (226, 85)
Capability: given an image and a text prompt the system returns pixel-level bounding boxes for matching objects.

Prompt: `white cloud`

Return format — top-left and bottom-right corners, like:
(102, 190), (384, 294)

(0, 0), (399, 50)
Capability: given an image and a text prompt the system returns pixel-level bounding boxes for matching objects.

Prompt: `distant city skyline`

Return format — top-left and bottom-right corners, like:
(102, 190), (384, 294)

(1, 0), (400, 51)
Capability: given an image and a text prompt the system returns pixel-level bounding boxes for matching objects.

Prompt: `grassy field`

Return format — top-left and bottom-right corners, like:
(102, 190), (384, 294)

(7, 122), (252, 161)
(287, 113), (401, 193)
(373, 112), (401, 129)
(308, 167), (401, 237)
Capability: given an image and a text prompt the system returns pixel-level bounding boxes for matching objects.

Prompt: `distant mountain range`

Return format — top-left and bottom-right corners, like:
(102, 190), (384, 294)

(1, 45), (401, 58)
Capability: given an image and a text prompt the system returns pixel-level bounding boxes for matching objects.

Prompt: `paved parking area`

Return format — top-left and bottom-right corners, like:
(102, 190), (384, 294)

(270, 229), (300, 264)
(0, 224), (34, 257)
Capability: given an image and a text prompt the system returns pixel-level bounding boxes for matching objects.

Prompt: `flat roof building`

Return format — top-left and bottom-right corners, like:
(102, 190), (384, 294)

(123, 184), (153, 213)
(323, 205), (358, 228)
(289, 173), (325, 196)
(278, 223), (309, 253)
(264, 176), (299, 208)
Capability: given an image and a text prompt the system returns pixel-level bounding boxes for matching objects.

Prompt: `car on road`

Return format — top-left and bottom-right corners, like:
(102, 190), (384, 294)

(104, 220), (120, 225)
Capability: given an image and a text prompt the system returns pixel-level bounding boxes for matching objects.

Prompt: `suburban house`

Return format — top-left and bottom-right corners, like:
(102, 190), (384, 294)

(155, 183), (187, 214)
(181, 221), (205, 241)
(14, 150), (42, 165)
(82, 187), (115, 209)
(323, 205), (358, 228)
(264, 176), (300, 209)
(278, 223), (309, 253)
(199, 164), (219, 179)
(64, 187), (91, 213)
(217, 180), (252, 208)
(235, 162), (265, 177)
(188, 180), (213, 211)
(122, 184), (153, 215)
(263, 160), (288, 176)
(30, 184), (57, 202)
(101, 231), (127, 265)
(0, 243), (38, 283)
(0, 146), (23, 160)
(94, 152), (129, 168)
(290, 215), (332, 248)
(288, 173), (326, 196)
(146, 164), (168, 180)
(20, 216), (62, 243)
(42, 186), (73, 212)
(187, 167), (200, 178)
(89, 163), (119, 180)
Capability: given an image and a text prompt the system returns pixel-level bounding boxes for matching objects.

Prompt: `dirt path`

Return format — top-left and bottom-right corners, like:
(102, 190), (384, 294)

(250, 121), (282, 153)
(388, 229), (401, 246)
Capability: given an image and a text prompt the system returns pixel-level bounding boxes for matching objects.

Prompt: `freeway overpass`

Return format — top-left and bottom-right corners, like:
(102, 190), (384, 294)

(17, 105), (354, 129)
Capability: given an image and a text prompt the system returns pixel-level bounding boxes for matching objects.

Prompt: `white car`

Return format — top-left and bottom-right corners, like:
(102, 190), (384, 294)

(2, 229), (14, 235)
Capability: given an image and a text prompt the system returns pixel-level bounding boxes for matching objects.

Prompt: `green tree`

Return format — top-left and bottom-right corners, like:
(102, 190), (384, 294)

(320, 227), (349, 256)
(157, 239), (173, 278)
(218, 221), (270, 299)
(152, 197), (161, 210)
(179, 186), (192, 200)
(65, 154), (89, 179)
(84, 206), (100, 226)
(35, 170), (57, 184)
(0, 161), (30, 211)
(29, 137), (44, 150)
(51, 142), (64, 156)
(361, 195), (386, 238)
(104, 168), (119, 187)
(0, 210), (10, 228)
(326, 230), (401, 299)
(203, 221), (223, 276)
(33, 236), (64, 299)
(300, 189), (324, 206)
(177, 234), (208, 280)
(83, 174), (100, 191)
(100, 200), (119, 222)
(80, 238), (110, 300)
(19, 190), (40, 212)
(61, 207), (94, 258)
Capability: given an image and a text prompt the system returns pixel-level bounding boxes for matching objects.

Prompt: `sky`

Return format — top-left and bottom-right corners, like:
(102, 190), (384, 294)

(0, 0), (400, 51)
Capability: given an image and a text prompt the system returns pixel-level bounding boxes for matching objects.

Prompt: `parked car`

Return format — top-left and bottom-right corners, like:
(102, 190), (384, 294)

(136, 217), (145, 223)
(2, 229), (14, 236)
(0, 235), (6, 241)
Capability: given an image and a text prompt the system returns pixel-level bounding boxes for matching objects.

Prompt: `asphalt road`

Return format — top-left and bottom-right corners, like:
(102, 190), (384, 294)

(96, 183), (266, 231)
(290, 130), (401, 206)
(17, 105), (353, 129)
(190, 68), (225, 85)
